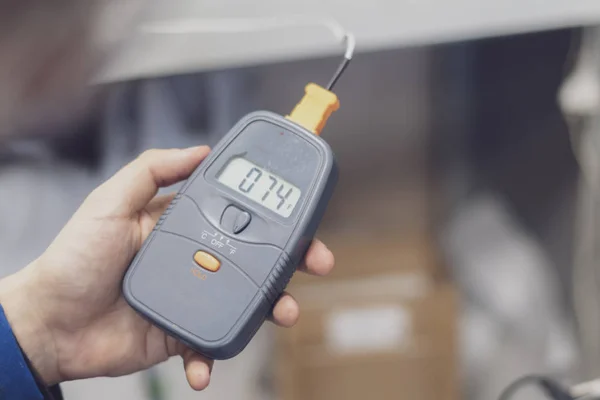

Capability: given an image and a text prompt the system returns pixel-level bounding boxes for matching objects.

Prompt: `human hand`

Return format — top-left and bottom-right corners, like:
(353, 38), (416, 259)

(0, 146), (335, 390)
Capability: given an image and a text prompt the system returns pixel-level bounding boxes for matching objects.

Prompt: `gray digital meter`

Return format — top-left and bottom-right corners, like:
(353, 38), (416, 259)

(123, 111), (338, 359)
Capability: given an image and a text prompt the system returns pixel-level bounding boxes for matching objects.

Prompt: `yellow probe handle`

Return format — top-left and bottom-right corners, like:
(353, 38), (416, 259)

(286, 83), (340, 136)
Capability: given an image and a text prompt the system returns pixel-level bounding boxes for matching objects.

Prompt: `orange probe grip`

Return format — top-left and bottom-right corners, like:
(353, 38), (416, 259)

(286, 83), (340, 136)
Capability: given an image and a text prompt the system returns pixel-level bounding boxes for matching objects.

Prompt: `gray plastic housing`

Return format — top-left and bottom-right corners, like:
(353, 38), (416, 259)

(123, 111), (338, 360)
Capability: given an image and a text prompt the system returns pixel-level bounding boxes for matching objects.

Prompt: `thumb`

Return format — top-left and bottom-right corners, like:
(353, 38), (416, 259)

(91, 146), (210, 216)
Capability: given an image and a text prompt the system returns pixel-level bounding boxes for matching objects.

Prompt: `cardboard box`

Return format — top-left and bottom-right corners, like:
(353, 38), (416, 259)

(279, 353), (457, 400)
(320, 181), (434, 237)
(291, 233), (445, 285)
(277, 279), (460, 400)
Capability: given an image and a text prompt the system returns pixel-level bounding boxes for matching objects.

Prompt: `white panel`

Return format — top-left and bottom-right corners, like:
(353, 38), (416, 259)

(98, 0), (600, 81)
(326, 306), (412, 355)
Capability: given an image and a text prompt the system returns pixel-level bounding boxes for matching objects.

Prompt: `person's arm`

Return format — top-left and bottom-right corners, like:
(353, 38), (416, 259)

(0, 304), (45, 399)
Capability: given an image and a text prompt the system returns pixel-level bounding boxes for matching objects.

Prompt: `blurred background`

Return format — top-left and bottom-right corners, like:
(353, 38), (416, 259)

(3, 0), (600, 399)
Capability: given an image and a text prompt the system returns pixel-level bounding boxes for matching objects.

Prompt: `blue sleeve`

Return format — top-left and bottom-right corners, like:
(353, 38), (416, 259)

(0, 304), (44, 400)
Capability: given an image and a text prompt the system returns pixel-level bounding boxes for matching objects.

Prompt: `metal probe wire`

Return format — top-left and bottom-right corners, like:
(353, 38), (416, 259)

(326, 31), (355, 90)
(327, 56), (351, 90)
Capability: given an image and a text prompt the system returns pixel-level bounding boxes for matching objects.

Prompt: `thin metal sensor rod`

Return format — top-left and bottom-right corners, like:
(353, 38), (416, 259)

(327, 57), (350, 90)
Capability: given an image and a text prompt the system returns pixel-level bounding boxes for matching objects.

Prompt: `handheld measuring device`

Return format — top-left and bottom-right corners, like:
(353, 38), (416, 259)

(123, 29), (354, 360)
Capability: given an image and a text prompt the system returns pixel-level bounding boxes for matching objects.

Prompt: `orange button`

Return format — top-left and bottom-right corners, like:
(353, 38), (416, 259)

(194, 251), (221, 272)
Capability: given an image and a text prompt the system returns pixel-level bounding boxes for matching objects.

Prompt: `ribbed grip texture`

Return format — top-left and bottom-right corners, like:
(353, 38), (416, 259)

(261, 252), (295, 304)
(154, 194), (183, 230)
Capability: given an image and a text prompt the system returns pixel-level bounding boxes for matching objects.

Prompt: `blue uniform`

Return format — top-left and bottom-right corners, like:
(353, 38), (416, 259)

(0, 304), (61, 400)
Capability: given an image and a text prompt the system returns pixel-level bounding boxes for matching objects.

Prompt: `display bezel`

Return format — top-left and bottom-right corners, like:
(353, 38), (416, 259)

(203, 120), (324, 225)
(216, 157), (302, 218)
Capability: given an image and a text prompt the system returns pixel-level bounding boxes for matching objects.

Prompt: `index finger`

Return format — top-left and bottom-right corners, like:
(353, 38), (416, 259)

(95, 146), (210, 216)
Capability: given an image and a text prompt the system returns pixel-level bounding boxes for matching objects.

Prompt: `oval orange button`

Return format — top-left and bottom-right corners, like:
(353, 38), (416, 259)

(194, 251), (221, 272)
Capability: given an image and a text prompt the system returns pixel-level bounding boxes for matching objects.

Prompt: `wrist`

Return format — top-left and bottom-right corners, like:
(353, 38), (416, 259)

(0, 267), (60, 385)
